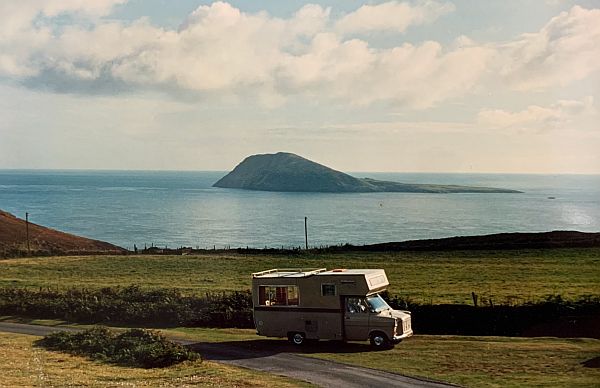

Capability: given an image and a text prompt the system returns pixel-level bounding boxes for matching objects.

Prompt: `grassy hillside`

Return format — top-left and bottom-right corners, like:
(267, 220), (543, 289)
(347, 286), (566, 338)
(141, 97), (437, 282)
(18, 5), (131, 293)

(1, 248), (599, 304)
(0, 210), (126, 257)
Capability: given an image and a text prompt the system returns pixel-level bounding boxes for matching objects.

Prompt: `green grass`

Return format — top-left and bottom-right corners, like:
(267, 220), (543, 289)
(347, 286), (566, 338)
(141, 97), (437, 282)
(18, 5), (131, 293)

(1, 248), (599, 304)
(308, 335), (600, 387)
(4, 319), (599, 387)
(159, 328), (600, 388)
(0, 331), (310, 387)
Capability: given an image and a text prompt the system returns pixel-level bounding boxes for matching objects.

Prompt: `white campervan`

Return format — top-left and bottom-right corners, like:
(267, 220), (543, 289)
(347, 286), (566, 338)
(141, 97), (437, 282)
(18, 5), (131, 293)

(252, 268), (412, 348)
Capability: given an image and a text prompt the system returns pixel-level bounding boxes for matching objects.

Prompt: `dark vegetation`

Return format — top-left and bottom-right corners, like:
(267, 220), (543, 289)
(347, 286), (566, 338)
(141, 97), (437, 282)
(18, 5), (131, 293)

(383, 292), (600, 338)
(138, 231), (600, 255)
(36, 326), (200, 368)
(213, 152), (520, 193)
(2, 286), (598, 338)
(354, 231), (600, 251)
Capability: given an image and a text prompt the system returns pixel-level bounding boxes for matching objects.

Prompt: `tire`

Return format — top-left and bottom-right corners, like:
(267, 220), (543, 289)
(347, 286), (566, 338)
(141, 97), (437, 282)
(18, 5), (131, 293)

(288, 332), (306, 346)
(369, 332), (392, 349)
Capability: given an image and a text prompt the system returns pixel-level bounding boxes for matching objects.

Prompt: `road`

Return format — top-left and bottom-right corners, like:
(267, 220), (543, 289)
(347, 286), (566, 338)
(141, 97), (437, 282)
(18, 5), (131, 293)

(0, 322), (457, 388)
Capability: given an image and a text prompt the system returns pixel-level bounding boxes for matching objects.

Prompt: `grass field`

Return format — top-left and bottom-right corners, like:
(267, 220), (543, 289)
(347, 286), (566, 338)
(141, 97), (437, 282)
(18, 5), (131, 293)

(3, 320), (599, 387)
(159, 328), (600, 388)
(0, 331), (307, 387)
(1, 248), (599, 304)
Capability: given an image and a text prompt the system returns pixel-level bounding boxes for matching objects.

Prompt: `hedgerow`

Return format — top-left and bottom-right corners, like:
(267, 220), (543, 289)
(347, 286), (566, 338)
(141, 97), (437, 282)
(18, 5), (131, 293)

(0, 286), (253, 327)
(1, 286), (598, 337)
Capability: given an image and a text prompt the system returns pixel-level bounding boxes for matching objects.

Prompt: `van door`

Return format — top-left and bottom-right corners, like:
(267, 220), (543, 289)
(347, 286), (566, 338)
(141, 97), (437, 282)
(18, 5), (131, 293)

(344, 297), (370, 340)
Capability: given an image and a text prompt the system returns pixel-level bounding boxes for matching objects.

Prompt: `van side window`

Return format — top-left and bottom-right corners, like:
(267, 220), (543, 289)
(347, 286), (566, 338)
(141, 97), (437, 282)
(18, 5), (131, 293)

(321, 283), (336, 296)
(258, 285), (299, 306)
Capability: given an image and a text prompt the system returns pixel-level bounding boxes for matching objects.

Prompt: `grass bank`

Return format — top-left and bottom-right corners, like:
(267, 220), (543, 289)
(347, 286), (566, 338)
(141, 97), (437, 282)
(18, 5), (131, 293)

(4, 319), (600, 387)
(0, 331), (307, 387)
(1, 248), (599, 304)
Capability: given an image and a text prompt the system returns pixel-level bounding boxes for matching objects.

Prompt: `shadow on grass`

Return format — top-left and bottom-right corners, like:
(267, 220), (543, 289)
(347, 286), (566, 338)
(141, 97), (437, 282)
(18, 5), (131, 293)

(0, 315), (68, 326)
(582, 356), (600, 368)
(188, 339), (378, 361)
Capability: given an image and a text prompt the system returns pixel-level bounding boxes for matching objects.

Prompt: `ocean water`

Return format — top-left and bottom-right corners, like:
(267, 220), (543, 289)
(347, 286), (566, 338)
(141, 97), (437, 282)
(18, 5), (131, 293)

(0, 170), (599, 250)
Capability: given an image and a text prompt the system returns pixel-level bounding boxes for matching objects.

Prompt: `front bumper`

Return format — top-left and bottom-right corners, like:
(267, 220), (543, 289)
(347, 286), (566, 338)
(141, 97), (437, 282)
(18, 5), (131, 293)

(392, 329), (413, 343)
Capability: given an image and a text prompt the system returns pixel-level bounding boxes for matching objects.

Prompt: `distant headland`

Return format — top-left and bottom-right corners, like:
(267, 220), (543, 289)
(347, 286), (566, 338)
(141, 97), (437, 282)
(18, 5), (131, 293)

(213, 152), (522, 193)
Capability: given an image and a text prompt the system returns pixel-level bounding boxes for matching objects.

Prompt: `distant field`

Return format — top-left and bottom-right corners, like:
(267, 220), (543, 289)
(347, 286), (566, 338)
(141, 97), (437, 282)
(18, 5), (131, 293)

(1, 248), (599, 304)
(0, 332), (305, 387)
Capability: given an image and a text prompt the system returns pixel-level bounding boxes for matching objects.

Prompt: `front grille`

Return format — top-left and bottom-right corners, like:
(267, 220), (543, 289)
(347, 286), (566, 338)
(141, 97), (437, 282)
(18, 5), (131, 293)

(402, 319), (411, 333)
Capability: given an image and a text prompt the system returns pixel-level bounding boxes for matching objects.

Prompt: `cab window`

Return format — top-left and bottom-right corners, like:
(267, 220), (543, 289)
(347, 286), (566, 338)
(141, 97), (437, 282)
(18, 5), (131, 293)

(346, 297), (368, 314)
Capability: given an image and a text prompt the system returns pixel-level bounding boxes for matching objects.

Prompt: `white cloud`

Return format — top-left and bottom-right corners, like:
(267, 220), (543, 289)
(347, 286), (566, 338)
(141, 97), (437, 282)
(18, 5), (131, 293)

(0, 1), (486, 108)
(335, 0), (454, 34)
(1, 2), (599, 110)
(0, 0), (127, 77)
(499, 5), (600, 90)
(478, 96), (596, 131)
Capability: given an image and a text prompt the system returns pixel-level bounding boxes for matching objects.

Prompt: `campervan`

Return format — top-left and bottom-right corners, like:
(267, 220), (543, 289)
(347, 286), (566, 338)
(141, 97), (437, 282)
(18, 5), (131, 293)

(251, 268), (412, 348)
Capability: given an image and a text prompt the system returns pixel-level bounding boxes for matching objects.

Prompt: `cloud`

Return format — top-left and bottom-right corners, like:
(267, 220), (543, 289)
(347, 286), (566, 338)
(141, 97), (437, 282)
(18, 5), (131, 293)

(1, 2), (599, 109)
(478, 96), (596, 130)
(335, 0), (454, 34)
(0, 0), (127, 77)
(499, 5), (600, 90)
(0, 1), (485, 108)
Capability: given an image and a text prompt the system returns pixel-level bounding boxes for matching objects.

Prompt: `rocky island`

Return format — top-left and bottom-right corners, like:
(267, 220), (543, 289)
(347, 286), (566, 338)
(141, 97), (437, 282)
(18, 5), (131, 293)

(213, 152), (521, 193)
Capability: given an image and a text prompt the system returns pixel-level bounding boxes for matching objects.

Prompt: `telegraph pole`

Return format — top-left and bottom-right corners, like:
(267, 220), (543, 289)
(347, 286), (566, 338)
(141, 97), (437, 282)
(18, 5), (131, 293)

(304, 217), (308, 250)
(25, 212), (30, 253)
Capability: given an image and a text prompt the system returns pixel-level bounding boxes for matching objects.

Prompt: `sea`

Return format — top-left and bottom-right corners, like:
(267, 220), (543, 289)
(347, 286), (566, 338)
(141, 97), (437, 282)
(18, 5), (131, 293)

(0, 170), (599, 250)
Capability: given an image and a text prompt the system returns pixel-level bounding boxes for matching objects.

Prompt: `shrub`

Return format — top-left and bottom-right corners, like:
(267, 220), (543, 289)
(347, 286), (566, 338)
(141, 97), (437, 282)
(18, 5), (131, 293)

(37, 327), (200, 368)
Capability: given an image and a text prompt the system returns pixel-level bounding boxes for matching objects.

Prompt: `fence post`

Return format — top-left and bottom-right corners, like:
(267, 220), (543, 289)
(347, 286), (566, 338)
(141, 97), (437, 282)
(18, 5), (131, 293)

(25, 212), (30, 253)
(304, 216), (308, 250)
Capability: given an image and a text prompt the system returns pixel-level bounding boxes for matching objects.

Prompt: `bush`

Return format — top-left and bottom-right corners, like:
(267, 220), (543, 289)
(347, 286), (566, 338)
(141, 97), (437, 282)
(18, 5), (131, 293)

(37, 327), (200, 368)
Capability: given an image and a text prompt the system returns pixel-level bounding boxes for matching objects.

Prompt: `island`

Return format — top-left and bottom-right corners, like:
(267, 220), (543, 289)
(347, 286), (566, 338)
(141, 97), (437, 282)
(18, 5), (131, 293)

(213, 152), (522, 193)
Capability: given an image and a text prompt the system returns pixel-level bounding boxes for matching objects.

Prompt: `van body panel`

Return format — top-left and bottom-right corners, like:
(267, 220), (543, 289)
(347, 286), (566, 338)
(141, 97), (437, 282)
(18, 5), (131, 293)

(254, 309), (343, 340)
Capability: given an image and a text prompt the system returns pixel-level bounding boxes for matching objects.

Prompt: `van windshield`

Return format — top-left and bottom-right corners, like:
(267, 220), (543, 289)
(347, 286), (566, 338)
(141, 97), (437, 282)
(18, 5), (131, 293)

(366, 294), (390, 313)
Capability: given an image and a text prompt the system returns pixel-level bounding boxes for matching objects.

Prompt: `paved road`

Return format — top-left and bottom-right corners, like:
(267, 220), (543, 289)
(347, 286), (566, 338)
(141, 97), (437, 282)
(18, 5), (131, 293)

(0, 322), (457, 388)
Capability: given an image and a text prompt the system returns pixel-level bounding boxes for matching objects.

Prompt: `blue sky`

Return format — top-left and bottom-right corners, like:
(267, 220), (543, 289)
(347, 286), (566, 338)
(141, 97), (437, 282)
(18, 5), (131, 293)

(0, 1), (599, 172)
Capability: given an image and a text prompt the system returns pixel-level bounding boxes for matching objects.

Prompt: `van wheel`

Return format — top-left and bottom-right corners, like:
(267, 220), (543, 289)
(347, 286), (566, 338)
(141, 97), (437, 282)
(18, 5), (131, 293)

(370, 332), (392, 349)
(288, 332), (306, 346)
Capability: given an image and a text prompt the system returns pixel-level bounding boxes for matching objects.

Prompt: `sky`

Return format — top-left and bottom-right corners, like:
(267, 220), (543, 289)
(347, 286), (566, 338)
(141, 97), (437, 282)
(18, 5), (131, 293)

(0, 0), (599, 173)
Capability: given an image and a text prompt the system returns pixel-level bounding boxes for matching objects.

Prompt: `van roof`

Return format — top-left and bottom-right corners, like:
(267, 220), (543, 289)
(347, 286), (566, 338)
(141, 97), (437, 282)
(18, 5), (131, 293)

(252, 268), (384, 278)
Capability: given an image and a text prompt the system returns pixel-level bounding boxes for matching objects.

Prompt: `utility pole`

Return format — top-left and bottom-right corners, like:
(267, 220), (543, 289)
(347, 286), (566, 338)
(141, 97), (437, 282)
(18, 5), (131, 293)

(304, 216), (308, 250)
(25, 212), (30, 253)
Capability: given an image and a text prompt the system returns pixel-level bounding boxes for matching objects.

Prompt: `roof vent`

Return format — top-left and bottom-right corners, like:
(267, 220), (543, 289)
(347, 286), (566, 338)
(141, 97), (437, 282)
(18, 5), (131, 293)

(332, 268), (346, 272)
